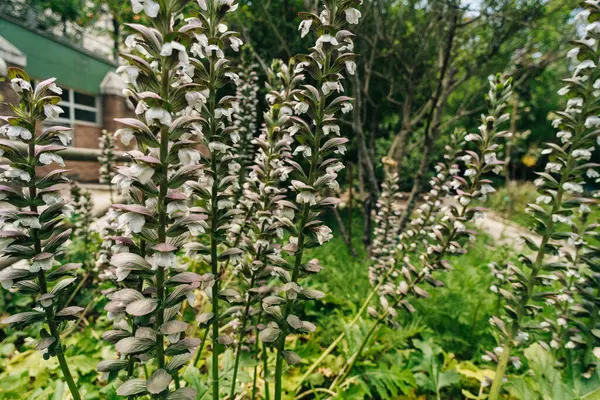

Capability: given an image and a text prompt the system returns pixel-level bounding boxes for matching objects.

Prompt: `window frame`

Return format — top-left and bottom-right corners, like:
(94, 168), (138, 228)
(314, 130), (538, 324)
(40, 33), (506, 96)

(57, 87), (102, 127)
(36, 81), (102, 130)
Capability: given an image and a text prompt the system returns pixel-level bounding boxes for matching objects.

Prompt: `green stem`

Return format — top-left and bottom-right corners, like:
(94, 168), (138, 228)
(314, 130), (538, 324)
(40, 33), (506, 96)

(263, 342), (270, 400)
(229, 275), (256, 398)
(274, 48), (330, 400)
(489, 74), (591, 400)
(155, 52), (171, 374)
(193, 327), (210, 367)
(329, 313), (383, 390)
(27, 135), (81, 400)
(296, 163), (455, 391)
(251, 327), (260, 400)
(206, 16), (221, 396)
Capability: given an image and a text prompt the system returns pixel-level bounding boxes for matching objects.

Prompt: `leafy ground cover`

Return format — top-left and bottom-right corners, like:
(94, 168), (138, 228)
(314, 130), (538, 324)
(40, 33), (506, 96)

(0, 209), (525, 400)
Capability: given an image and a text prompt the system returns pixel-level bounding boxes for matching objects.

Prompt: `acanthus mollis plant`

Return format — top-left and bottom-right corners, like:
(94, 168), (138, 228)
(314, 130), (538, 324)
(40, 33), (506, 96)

(231, 46), (260, 195)
(255, 2), (361, 399)
(0, 68), (82, 400)
(96, 207), (120, 279)
(328, 74), (511, 392)
(295, 128), (466, 391)
(368, 157), (403, 287)
(70, 182), (94, 251)
(227, 58), (301, 398)
(543, 199), (599, 378)
(98, 0), (213, 397)
(487, 4), (600, 397)
(99, 129), (117, 202)
(179, 0), (244, 398)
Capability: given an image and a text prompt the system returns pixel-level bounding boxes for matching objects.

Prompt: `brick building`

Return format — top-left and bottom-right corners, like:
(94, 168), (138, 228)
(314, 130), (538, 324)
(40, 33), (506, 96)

(0, 13), (130, 182)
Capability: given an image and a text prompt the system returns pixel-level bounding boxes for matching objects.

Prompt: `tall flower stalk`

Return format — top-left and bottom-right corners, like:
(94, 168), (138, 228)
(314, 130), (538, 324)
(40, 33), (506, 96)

(228, 58), (300, 398)
(256, 2), (361, 399)
(296, 129), (464, 391)
(100, 0), (211, 397)
(329, 74), (511, 392)
(182, 1), (243, 398)
(231, 46), (260, 194)
(488, 4), (600, 397)
(0, 68), (82, 400)
(99, 129), (117, 202)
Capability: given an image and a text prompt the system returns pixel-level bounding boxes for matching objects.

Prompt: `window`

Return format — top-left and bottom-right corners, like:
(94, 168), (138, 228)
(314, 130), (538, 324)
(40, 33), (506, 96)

(58, 87), (101, 126)
(38, 83), (101, 146)
(36, 82), (101, 127)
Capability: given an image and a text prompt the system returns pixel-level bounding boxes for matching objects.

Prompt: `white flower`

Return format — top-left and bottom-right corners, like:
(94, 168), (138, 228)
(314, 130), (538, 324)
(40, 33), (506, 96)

(557, 86), (570, 96)
(299, 19), (312, 38)
(167, 201), (188, 218)
(293, 145), (312, 158)
(116, 65), (140, 85)
(345, 60), (356, 75)
(161, 42), (189, 65)
(315, 225), (333, 244)
(208, 141), (229, 153)
(197, 0), (207, 10)
(5, 167), (31, 182)
(146, 107), (172, 126)
(115, 128), (135, 145)
(30, 256), (54, 273)
(322, 81), (342, 95)
(315, 34), (339, 50)
(135, 100), (148, 115)
(566, 47), (580, 61)
(5, 125), (32, 141)
(344, 8), (361, 24)
(536, 195), (552, 204)
(44, 104), (63, 120)
(129, 164), (155, 184)
(453, 221), (465, 232)
(178, 148), (201, 165)
(341, 102), (353, 114)
(294, 102), (309, 114)
(587, 168), (599, 178)
(557, 130), (572, 144)
(575, 59), (596, 75)
(465, 133), (479, 142)
(18, 215), (41, 229)
(152, 251), (176, 269)
(585, 116), (600, 128)
(297, 191), (317, 205)
(229, 36), (243, 52)
(481, 184), (495, 195)
(565, 341), (576, 349)
(545, 162), (562, 173)
(131, 0), (159, 18)
(118, 212), (146, 233)
(185, 91), (208, 108)
(39, 153), (65, 166)
(516, 331), (529, 343)
(323, 124), (340, 136)
(56, 131), (72, 146)
(572, 148), (592, 160)
(563, 182), (583, 193)
(10, 78), (32, 93)
(42, 192), (62, 205)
